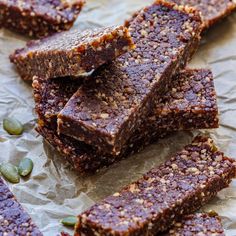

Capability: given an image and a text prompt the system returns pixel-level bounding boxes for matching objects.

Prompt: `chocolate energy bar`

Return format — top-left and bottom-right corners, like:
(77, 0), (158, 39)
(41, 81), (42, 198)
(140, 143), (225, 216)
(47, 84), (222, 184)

(57, 0), (203, 156)
(166, 213), (225, 236)
(74, 136), (236, 235)
(10, 26), (135, 80)
(0, 0), (85, 38)
(134, 68), (219, 144)
(33, 69), (218, 133)
(33, 69), (219, 173)
(168, 0), (236, 28)
(0, 177), (42, 236)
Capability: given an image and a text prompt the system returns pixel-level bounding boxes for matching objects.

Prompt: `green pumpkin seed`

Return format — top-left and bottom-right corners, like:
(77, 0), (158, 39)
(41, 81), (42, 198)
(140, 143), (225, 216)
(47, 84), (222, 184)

(61, 216), (77, 227)
(212, 144), (218, 152)
(3, 117), (23, 135)
(208, 210), (218, 217)
(18, 158), (33, 177)
(0, 163), (20, 183)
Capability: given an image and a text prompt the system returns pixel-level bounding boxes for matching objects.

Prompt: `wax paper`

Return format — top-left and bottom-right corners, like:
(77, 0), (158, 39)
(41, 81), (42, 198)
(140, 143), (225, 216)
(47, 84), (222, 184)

(0, 0), (236, 235)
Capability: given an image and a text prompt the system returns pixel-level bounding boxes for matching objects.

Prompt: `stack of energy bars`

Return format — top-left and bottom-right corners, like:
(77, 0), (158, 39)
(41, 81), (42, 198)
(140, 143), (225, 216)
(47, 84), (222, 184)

(5, 0), (236, 235)
(11, 0), (229, 174)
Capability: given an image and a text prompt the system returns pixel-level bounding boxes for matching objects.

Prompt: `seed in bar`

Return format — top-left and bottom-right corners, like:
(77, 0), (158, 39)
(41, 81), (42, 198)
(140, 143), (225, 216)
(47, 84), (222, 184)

(10, 26), (135, 80)
(57, 0), (203, 156)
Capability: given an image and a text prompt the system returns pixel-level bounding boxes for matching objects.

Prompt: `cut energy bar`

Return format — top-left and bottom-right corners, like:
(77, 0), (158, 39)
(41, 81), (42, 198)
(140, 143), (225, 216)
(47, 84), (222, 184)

(0, 0), (85, 38)
(168, 0), (236, 28)
(10, 26), (135, 80)
(0, 177), (42, 236)
(75, 136), (236, 235)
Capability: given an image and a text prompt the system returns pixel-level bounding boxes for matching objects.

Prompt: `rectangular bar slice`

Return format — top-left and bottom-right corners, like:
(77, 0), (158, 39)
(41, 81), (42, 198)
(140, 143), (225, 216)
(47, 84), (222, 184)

(168, 0), (236, 28)
(57, 0), (203, 156)
(34, 68), (219, 137)
(0, 177), (42, 236)
(0, 0), (85, 38)
(33, 69), (219, 173)
(166, 213), (225, 236)
(74, 136), (236, 235)
(10, 26), (135, 80)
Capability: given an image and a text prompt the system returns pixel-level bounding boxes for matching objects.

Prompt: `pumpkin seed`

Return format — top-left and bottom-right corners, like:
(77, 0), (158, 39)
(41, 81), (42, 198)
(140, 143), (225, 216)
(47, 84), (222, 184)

(3, 117), (23, 135)
(61, 216), (77, 227)
(212, 144), (218, 152)
(208, 210), (218, 217)
(0, 163), (20, 183)
(18, 158), (33, 177)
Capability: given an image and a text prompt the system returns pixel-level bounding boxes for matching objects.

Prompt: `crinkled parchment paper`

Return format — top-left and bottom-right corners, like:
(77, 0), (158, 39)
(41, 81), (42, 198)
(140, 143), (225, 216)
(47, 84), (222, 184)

(0, 0), (236, 235)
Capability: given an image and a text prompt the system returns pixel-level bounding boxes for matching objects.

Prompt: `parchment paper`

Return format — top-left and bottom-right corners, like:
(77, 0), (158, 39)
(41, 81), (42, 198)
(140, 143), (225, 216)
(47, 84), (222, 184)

(0, 1), (236, 235)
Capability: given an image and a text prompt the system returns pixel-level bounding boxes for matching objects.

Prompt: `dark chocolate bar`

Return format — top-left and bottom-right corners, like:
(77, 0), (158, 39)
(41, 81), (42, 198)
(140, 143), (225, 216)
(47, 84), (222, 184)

(166, 212), (225, 236)
(74, 136), (236, 235)
(57, 0), (203, 156)
(0, 177), (42, 236)
(10, 26), (135, 80)
(168, 0), (236, 28)
(33, 69), (219, 173)
(0, 0), (85, 38)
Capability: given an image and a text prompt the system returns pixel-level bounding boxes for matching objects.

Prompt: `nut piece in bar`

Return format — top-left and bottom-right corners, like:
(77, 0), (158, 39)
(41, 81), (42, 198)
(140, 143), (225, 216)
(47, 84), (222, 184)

(10, 26), (135, 80)
(0, 0), (85, 38)
(168, 0), (236, 28)
(33, 69), (219, 173)
(74, 136), (236, 235)
(0, 177), (43, 236)
(57, 0), (203, 156)
(166, 213), (225, 236)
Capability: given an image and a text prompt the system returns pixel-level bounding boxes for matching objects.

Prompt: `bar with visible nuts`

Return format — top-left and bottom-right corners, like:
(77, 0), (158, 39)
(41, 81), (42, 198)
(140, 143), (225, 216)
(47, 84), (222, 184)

(10, 26), (135, 80)
(57, 0), (203, 156)
(0, 177), (42, 236)
(133, 68), (219, 143)
(0, 0), (85, 38)
(33, 69), (219, 173)
(165, 213), (225, 236)
(34, 69), (219, 133)
(168, 0), (236, 28)
(74, 136), (236, 235)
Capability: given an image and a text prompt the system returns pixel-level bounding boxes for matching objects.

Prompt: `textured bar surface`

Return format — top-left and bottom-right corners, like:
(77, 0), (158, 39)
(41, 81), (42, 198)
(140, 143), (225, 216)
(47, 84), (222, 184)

(166, 213), (225, 236)
(0, 177), (42, 236)
(0, 0), (85, 38)
(75, 136), (236, 235)
(33, 69), (219, 173)
(10, 26), (135, 80)
(168, 0), (236, 28)
(138, 68), (219, 140)
(57, 0), (203, 156)
(33, 69), (219, 133)
(33, 76), (82, 130)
